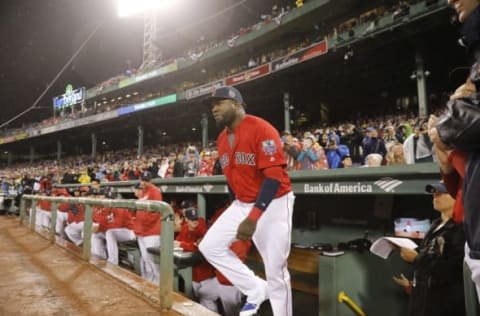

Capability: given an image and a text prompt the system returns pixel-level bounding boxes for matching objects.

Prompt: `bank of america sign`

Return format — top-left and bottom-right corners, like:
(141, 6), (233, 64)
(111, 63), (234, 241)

(374, 178), (403, 192)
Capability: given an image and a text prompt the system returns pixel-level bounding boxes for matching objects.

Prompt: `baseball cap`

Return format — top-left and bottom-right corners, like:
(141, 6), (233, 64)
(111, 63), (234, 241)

(184, 207), (199, 221)
(366, 127), (376, 132)
(180, 200), (194, 209)
(105, 188), (118, 199)
(425, 182), (448, 194)
(140, 171), (152, 181)
(202, 86), (245, 106)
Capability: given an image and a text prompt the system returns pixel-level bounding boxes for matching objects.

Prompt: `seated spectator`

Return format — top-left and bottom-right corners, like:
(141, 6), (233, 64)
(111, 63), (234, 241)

(325, 133), (351, 169)
(198, 151), (215, 176)
(184, 147), (200, 177)
(364, 153), (383, 167)
(386, 142), (407, 166)
(403, 121), (434, 164)
(282, 131), (301, 171)
(362, 127), (386, 164)
(296, 135), (327, 170)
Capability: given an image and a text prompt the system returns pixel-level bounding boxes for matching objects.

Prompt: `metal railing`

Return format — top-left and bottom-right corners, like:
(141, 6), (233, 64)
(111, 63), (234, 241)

(19, 195), (175, 310)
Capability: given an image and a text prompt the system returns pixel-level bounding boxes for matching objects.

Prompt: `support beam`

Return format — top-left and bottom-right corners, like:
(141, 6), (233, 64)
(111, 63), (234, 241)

(7, 151), (12, 167)
(57, 140), (62, 161)
(137, 125), (144, 157)
(284, 92), (291, 133)
(29, 145), (35, 165)
(201, 113), (208, 149)
(415, 53), (428, 118)
(91, 133), (97, 159)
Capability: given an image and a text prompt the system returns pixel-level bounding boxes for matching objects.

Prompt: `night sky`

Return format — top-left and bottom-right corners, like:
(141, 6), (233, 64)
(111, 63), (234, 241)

(0, 0), (279, 129)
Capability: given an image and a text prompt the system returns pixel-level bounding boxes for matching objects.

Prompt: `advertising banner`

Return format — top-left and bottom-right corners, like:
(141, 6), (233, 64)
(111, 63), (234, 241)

(292, 177), (430, 195)
(52, 85), (86, 110)
(271, 40), (328, 72)
(226, 63), (270, 86)
(132, 94), (177, 112)
(185, 80), (225, 100)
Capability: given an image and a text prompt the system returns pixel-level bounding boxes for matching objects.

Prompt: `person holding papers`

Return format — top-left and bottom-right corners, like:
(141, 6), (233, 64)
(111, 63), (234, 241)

(392, 181), (465, 316)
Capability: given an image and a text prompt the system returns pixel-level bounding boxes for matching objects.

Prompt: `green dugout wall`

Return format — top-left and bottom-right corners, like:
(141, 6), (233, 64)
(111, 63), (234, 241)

(59, 163), (442, 315)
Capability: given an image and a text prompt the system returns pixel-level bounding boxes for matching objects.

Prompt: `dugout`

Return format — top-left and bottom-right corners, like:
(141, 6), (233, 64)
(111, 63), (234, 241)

(56, 162), (441, 315)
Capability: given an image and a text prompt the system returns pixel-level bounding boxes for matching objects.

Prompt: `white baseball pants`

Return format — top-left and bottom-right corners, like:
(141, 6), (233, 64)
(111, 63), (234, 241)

(137, 235), (161, 283)
(65, 222), (84, 246)
(91, 232), (107, 259)
(105, 228), (136, 265)
(200, 192), (294, 316)
(217, 281), (243, 316)
(192, 277), (220, 313)
(56, 211), (69, 239)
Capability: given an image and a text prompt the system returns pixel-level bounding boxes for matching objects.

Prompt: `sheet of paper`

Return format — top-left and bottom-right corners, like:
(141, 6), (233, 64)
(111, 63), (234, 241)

(370, 237), (417, 259)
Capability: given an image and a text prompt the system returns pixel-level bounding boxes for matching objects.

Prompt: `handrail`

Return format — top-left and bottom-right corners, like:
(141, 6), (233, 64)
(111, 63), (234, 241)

(19, 195), (174, 310)
(338, 291), (367, 316)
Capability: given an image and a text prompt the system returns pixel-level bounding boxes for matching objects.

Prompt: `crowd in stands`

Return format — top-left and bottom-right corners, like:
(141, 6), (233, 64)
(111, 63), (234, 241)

(0, 107), (444, 196)
(0, 0), (438, 140)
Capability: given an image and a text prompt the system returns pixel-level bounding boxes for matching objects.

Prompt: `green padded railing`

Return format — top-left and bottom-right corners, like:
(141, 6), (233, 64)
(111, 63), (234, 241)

(19, 195), (175, 310)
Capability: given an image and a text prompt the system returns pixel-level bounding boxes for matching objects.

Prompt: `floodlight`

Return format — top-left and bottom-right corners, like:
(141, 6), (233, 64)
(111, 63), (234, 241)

(117, 0), (176, 18)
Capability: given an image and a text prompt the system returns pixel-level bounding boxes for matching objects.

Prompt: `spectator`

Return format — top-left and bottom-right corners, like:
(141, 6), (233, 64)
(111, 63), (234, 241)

(403, 121), (434, 164)
(392, 182), (465, 316)
(362, 127), (387, 164)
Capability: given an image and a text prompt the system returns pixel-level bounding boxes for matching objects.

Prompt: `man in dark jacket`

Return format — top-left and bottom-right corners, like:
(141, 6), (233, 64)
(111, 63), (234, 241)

(428, 0), (480, 312)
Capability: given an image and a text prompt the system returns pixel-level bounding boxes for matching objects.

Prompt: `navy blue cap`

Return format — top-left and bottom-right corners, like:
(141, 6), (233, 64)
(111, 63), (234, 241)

(140, 171), (152, 181)
(203, 86), (245, 106)
(185, 207), (199, 220)
(425, 182), (448, 193)
(180, 200), (193, 209)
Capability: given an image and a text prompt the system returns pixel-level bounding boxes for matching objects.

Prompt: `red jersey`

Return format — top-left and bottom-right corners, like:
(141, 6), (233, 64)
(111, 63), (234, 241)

(217, 115), (291, 202)
(134, 183), (162, 236)
(53, 190), (71, 213)
(175, 218), (215, 282)
(94, 207), (134, 232)
(37, 200), (51, 211)
(67, 204), (85, 223)
(140, 183), (163, 201)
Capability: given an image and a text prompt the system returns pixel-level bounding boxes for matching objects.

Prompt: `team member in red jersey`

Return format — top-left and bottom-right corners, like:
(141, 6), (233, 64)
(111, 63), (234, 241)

(134, 171), (163, 283)
(199, 86), (295, 316)
(175, 207), (219, 312)
(52, 188), (71, 239)
(91, 189), (135, 265)
(35, 190), (52, 230)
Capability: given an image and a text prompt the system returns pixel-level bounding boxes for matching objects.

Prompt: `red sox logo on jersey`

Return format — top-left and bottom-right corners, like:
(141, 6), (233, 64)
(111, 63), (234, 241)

(219, 152), (256, 169)
(219, 153), (229, 169)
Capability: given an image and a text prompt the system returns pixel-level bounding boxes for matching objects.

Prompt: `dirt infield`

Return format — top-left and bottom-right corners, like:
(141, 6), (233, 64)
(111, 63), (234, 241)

(0, 216), (206, 316)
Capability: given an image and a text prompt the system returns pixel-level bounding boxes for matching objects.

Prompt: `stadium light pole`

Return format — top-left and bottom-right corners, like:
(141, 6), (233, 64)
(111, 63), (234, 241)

(117, 0), (178, 70)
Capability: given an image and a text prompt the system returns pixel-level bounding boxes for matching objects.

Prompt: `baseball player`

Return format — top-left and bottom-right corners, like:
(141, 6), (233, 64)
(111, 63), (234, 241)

(199, 86), (295, 316)
(91, 189), (135, 264)
(52, 188), (71, 239)
(210, 204), (252, 316)
(133, 171), (162, 283)
(35, 190), (51, 230)
(65, 197), (86, 246)
(175, 207), (218, 312)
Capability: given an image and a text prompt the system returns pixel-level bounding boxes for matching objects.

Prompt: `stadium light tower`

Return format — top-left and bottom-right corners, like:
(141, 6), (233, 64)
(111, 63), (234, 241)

(117, 0), (177, 70)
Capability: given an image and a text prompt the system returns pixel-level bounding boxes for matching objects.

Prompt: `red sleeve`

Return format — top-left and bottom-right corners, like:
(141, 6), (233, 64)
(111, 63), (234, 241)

(262, 165), (284, 182)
